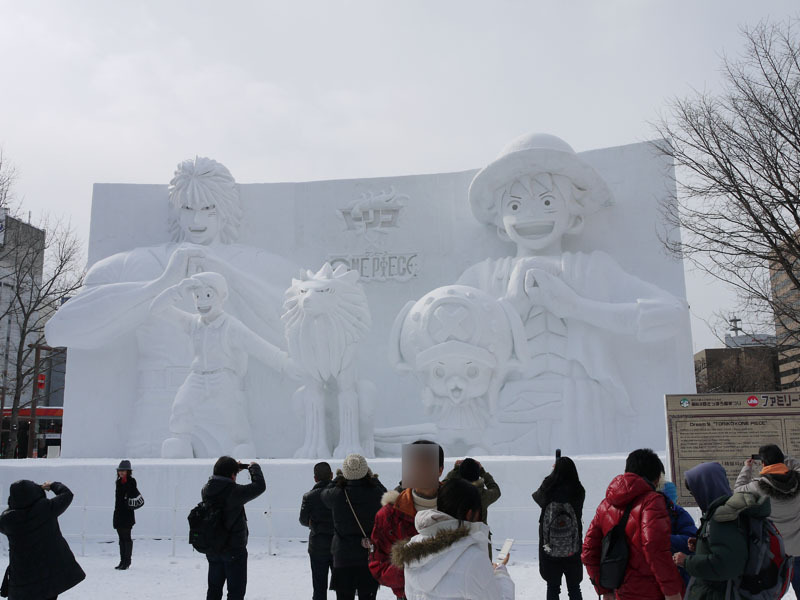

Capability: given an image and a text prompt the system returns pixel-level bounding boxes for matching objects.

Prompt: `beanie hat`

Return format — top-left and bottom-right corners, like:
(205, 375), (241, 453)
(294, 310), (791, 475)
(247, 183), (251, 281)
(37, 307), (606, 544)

(342, 454), (369, 481)
(662, 481), (678, 503)
(117, 459), (132, 471)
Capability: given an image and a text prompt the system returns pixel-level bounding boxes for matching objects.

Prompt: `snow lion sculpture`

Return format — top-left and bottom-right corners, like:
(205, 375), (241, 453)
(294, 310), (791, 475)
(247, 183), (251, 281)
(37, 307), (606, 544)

(283, 262), (375, 458)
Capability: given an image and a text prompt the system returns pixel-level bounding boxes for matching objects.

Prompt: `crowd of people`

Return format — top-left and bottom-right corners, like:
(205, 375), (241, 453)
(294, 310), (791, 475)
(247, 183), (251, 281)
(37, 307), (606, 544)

(2, 441), (800, 599)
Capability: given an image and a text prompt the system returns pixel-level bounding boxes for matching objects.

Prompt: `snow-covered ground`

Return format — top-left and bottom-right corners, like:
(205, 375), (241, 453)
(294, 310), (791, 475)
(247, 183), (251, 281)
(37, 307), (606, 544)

(24, 536), (591, 599)
(4, 535), (793, 600)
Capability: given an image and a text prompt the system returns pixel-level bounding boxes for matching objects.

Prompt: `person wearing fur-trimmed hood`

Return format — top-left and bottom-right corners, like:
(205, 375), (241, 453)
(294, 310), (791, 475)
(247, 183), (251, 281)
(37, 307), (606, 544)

(392, 478), (514, 599)
(734, 444), (800, 595)
(370, 440), (445, 598)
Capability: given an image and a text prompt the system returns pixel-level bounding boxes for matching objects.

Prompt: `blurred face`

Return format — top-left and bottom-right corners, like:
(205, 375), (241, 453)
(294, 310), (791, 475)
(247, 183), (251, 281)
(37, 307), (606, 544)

(179, 203), (220, 245)
(117, 470), (127, 478)
(402, 444), (441, 492)
(501, 177), (571, 252)
(425, 357), (493, 404)
(192, 284), (224, 320)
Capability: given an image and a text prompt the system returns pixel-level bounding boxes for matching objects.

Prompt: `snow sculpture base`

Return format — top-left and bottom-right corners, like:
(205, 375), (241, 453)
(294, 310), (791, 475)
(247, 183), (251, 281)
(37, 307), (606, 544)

(0, 454), (648, 546)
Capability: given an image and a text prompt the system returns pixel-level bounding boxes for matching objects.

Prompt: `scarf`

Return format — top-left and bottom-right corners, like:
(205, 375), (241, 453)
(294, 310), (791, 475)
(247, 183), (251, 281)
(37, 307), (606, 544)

(761, 463), (790, 476)
(412, 490), (438, 513)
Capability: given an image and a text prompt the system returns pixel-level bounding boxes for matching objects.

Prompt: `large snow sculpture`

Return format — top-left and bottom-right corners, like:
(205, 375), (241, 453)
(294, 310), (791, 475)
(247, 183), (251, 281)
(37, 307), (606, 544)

(380, 285), (528, 455)
(150, 272), (298, 458)
(44, 157), (297, 457)
(459, 133), (688, 454)
(283, 263), (375, 458)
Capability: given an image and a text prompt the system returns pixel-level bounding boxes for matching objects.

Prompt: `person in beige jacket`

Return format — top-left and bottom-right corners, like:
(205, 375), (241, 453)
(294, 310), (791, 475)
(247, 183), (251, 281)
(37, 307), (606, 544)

(734, 443), (800, 596)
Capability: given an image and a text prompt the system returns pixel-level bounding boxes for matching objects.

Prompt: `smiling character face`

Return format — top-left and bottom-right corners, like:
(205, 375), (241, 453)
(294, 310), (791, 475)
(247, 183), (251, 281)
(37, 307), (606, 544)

(168, 157), (241, 245)
(425, 355), (493, 405)
(179, 203), (220, 245)
(500, 175), (573, 253)
(192, 283), (224, 321)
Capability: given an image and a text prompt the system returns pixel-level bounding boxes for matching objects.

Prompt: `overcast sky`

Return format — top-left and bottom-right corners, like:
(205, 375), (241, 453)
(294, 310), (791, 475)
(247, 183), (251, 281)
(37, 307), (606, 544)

(0, 1), (797, 352)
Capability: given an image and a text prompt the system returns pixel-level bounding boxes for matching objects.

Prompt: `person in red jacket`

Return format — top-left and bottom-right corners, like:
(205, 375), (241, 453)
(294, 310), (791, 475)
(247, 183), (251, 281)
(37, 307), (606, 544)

(582, 448), (683, 600)
(369, 440), (444, 599)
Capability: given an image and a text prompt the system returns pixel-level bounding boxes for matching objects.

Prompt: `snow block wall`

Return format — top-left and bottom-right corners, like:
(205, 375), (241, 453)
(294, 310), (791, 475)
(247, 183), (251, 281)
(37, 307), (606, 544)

(0, 456), (646, 546)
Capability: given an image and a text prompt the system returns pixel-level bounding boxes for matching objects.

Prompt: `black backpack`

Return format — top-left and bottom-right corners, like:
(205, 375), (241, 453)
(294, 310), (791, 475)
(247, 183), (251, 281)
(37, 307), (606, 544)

(598, 503), (634, 591)
(188, 489), (234, 554)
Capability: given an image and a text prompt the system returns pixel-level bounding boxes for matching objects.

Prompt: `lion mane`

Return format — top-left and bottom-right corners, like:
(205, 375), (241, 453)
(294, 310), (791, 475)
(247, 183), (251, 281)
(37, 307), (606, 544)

(282, 263), (371, 382)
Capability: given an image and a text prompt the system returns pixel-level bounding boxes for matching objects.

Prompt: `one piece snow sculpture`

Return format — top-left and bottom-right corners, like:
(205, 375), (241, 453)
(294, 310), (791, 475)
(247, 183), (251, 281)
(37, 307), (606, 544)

(458, 133), (688, 454)
(44, 157), (297, 457)
(382, 285), (528, 455)
(283, 263), (375, 458)
(151, 272), (298, 458)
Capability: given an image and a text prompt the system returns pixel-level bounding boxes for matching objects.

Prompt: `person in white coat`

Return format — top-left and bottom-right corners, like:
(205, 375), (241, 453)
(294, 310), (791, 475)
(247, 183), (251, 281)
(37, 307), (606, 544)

(391, 478), (514, 600)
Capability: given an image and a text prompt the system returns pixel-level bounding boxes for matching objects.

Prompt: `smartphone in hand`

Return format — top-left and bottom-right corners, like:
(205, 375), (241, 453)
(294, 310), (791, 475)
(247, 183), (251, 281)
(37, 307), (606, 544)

(497, 538), (514, 563)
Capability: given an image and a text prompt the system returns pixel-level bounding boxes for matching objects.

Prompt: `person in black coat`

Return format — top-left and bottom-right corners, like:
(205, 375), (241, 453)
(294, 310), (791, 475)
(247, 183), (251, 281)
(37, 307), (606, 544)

(113, 459), (144, 570)
(201, 456), (266, 600)
(0, 479), (85, 600)
(532, 456), (586, 600)
(300, 461), (335, 600)
(321, 454), (386, 600)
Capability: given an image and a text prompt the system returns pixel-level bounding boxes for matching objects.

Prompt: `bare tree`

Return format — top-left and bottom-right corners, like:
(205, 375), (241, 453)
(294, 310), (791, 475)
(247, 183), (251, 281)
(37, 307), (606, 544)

(654, 19), (800, 383)
(0, 211), (84, 458)
(695, 348), (779, 393)
(0, 149), (16, 209)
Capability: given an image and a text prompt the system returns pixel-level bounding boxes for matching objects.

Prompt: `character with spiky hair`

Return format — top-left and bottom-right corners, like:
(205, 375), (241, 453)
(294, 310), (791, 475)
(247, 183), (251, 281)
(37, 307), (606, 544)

(282, 262), (375, 459)
(45, 157), (298, 457)
(149, 272), (300, 458)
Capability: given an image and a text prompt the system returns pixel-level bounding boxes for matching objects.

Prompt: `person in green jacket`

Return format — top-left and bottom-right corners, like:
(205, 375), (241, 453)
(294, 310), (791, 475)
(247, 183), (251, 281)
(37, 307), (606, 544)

(443, 458), (501, 524)
(673, 461), (770, 600)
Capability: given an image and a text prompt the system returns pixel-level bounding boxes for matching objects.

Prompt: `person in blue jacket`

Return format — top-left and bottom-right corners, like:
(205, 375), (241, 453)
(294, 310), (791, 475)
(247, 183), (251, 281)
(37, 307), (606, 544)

(661, 480), (697, 585)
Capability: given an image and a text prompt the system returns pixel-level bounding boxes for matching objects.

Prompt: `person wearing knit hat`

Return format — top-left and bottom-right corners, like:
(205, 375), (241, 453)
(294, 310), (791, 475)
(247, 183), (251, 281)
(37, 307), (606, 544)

(322, 456), (386, 600)
(342, 454), (370, 481)
(456, 132), (688, 455)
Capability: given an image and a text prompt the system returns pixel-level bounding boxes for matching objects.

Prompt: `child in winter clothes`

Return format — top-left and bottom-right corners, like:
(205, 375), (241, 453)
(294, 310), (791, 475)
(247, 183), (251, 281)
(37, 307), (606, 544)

(661, 480), (697, 585)
(391, 478), (514, 600)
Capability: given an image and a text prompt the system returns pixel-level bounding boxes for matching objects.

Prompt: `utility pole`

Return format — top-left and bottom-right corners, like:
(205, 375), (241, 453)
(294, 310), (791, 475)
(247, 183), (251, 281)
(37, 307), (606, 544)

(729, 315), (743, 336)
